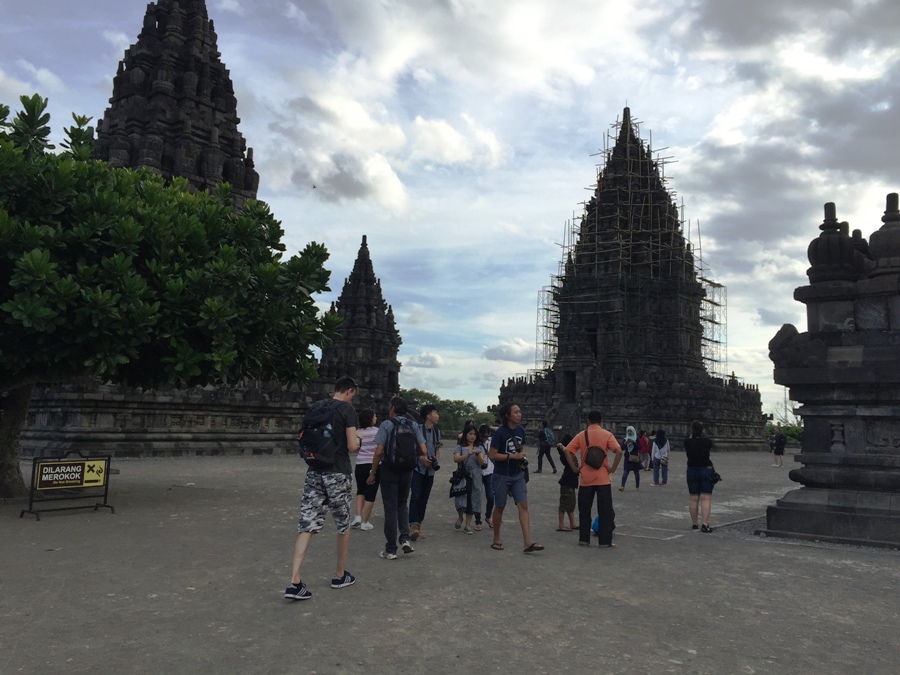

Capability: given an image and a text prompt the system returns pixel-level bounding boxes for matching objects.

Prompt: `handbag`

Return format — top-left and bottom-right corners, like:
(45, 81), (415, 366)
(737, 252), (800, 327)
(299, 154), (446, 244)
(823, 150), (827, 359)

(449, 464), (470, 497)
(583, 429), (606, 469)
(710, 464), (722, 484)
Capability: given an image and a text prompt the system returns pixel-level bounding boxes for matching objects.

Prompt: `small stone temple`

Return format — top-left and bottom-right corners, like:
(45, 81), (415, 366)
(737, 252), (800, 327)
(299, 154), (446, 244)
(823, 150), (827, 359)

(312, 235), (402, 411)
(767, 195), (900, 546)
(20, 0), (401, 457)
(500, 108), (765, 448)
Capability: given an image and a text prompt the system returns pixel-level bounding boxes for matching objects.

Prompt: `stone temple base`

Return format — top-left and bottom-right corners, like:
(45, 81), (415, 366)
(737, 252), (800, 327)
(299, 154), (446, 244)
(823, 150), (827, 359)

(764, 486), (900, 548)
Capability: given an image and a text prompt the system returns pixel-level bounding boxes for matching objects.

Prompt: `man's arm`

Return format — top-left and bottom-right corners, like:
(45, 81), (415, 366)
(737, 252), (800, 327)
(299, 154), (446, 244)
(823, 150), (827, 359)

(366, 444), (384, 484)
(560, 444), (579, 472)
(607, 439), (623, 473)
(346, 426), (359, 453)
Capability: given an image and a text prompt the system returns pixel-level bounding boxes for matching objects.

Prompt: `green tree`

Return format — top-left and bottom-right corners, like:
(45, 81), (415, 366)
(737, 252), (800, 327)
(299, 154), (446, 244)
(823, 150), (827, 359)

(0, 95), (339, 497)
(400, 388), (493, 435)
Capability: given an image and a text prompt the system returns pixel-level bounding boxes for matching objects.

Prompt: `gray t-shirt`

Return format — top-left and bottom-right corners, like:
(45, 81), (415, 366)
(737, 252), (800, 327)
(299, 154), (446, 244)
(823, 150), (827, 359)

(374, 415), (427, 467)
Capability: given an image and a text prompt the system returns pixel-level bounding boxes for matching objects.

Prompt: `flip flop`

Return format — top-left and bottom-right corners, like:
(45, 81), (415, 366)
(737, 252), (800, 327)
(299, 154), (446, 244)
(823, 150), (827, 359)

(486, 519), (493, 529)
(490, 542), (504, 551)
(556, 527), (573, 532)
(523, 543), (545, 553)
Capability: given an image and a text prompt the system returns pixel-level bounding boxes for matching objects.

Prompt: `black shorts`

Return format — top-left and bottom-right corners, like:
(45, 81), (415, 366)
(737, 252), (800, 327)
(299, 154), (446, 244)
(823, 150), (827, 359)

(773, 447), (785, 456)
(354, 463), (379, 502)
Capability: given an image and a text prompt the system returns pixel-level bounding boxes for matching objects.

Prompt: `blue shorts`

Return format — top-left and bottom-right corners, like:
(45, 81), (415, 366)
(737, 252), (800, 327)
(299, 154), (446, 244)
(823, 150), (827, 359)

(492, 472), (528, 508)
(686, 467), (715, 495)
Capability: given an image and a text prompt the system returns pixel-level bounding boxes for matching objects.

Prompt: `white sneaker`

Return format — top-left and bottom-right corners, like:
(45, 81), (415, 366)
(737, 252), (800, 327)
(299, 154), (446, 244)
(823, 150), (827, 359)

(379, 550), (398, 560)
(351, 516), (362, 528)
(359, 522), (374, 531)
(401, 540), (414, 554)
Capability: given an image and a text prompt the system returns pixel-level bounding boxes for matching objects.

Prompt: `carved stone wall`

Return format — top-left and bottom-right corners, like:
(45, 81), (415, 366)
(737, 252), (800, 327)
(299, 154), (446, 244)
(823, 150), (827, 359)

(21, 380), (306, 458)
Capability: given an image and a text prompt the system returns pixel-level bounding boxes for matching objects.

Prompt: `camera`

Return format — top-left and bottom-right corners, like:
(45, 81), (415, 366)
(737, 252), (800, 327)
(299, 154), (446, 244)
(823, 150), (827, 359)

(430, 456), (440, 471)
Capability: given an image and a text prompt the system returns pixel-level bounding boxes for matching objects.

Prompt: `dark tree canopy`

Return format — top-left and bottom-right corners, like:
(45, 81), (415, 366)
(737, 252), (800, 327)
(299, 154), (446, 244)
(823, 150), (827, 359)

(0, 95), (339, 496)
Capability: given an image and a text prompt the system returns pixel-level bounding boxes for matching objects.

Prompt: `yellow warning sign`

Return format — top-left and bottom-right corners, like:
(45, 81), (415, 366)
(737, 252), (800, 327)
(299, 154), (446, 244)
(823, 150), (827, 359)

(35, 459), (108, 491)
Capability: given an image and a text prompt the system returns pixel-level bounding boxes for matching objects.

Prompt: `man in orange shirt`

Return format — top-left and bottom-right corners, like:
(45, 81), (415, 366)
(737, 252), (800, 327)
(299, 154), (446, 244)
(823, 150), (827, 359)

(565, 410), (622, 548)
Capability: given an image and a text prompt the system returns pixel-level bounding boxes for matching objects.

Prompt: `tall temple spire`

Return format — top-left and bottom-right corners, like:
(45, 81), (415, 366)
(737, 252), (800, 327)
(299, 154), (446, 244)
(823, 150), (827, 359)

(318, 236), (401, 407)
(499, 107), (764, 451)
(93, 0), (259, 204)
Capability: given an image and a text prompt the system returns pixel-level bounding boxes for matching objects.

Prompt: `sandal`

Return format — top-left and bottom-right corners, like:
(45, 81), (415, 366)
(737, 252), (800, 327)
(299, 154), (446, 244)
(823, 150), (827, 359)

(474, 525), (482, 532)
(490, 542), (504, 551)
(486, 519), (493, 529)
(556, 527), (573, 532)
(523, 543), (545, 553)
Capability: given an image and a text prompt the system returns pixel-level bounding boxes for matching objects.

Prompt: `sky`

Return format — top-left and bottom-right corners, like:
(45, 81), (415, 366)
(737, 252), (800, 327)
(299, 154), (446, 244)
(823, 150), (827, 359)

(2, 0), (899, 417)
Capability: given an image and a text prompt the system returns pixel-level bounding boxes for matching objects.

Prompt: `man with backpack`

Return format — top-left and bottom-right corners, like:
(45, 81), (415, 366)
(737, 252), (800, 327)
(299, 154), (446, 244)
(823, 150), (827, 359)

(564, 410), (622, 549)
(366, 396), (427, 560)
(534, 420), (557, 474)
(408, 404), (441, 542)
(285, 376), (360, 601)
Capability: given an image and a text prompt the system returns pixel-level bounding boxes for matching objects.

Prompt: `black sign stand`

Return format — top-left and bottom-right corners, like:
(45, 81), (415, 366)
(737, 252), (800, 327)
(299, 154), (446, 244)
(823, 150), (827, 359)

(20, 451), (115, 521)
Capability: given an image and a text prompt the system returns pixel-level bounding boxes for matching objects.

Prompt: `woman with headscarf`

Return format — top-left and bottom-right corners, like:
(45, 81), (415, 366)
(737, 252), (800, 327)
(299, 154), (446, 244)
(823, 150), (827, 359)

(618, 425), (642, 491)
(652, 427), (670, 486)
(684, 420), (715, 532)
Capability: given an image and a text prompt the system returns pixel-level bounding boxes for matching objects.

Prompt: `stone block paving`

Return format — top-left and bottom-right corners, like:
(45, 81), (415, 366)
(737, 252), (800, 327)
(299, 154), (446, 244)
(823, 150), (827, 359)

(1, 451), (897, 674)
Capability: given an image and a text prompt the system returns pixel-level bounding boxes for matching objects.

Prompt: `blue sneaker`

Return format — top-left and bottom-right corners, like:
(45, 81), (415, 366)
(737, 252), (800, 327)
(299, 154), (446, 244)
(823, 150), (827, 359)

(284, 581), (312, 600)
(331, 571), (356, 589)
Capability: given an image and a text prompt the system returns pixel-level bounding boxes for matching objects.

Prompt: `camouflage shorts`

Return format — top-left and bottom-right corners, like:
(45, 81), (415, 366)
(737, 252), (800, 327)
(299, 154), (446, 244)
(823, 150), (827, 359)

(297, 471), (353, 534)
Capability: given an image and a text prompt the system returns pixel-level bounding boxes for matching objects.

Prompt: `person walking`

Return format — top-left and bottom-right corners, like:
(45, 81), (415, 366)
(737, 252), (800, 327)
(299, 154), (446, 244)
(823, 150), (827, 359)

(488, 403), (544, 553)
(619, 425), (641, 491)
(351, 408), (378, 531)
(453, 423), (486, 533)
(534, 420), (557, 474)
(478, 424), (495, 528)
(564, 410), (622, 549)
(685, 420), (715, 532)
(285, 376), (360, 601)
(771, 426), (787, 467)
(409, 404), (442, 541)
(367, 396), (428, 560)
(639, 429), (652, 470)
(652, 428), (670, 486)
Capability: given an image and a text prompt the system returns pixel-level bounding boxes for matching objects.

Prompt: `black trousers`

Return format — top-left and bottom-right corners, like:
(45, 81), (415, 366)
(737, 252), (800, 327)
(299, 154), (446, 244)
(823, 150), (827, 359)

(578, 484), (615, 546)
(537, 445), (557, 472)
(379, 466), (412, 554)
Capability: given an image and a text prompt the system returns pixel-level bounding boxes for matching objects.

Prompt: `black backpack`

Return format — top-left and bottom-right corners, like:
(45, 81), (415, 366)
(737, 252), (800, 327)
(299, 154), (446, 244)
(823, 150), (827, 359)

(383, 416), (419, 470)
(297, 400), (342, 470)
(583, 429), (606, 469)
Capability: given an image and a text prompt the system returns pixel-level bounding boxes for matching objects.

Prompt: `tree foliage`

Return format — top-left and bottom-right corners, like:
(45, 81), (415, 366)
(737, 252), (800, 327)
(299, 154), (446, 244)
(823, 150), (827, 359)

(400, 387), (494, 435)
(0, 94), (339, 496)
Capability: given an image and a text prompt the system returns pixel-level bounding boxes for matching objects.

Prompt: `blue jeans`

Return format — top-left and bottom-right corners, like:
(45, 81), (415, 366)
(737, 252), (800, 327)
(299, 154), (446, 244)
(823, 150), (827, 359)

(408, 470), (434, 525)
(621, 461), (641, 488)
(379, 466), (412, 554)
(653, 458), (668, 485)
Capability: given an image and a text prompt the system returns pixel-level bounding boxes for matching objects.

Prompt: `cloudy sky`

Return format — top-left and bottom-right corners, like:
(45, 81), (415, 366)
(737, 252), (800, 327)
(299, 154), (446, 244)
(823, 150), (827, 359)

(2, 0), (899, 416)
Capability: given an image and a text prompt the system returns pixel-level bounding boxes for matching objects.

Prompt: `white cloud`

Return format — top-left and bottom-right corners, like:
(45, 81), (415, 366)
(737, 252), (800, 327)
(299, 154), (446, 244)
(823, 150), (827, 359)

(285, 3), (314, 31)
(16, 60), (65, 93)
(216, 0), (246, 16)
(405, 353), (446, 368)
(483, 338), (533, 363)
(102, 31), (130, 54)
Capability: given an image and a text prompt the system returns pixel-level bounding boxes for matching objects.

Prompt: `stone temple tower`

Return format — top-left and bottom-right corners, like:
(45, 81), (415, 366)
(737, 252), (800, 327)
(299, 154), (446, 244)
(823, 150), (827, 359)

(500, 108), (764, 448)
(317, 236), (402, 411)
(93, 0), (259, 205)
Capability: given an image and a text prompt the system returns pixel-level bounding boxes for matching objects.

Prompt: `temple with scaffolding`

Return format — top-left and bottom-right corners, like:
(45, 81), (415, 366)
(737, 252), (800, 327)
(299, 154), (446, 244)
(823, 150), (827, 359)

(501, 108), (765, 449)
